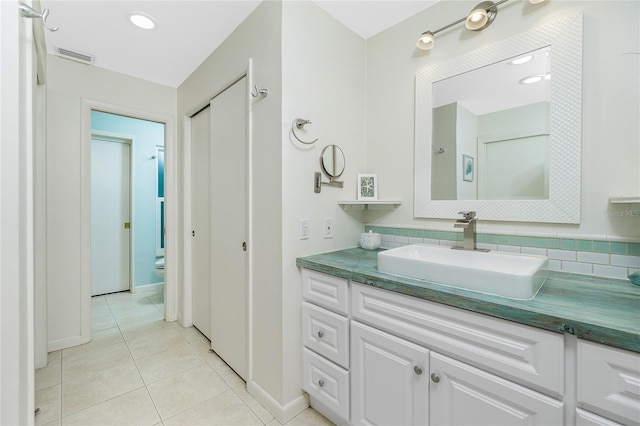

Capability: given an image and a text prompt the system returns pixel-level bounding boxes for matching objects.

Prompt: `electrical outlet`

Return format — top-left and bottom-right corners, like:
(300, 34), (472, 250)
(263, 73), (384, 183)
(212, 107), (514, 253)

(299, 219), (310, 240)
(323, 218), (333, 238)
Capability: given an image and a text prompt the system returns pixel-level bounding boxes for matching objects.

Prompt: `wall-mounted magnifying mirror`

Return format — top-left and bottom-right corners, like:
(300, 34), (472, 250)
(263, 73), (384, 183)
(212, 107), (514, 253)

(320, 144), (345, 178)
(315, 145), (345, 193)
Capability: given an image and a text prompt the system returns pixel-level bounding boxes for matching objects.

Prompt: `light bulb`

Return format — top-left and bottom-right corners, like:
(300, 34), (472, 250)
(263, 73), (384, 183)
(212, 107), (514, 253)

(416, 32), (435, 50)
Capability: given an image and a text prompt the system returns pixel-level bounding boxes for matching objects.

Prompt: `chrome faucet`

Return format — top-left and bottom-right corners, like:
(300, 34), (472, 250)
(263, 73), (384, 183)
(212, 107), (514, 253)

(453, 211), (488, 251)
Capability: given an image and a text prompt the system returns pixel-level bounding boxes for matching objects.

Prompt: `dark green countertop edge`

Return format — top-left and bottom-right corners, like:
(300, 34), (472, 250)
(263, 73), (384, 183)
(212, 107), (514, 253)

(296, 248), (640, 353)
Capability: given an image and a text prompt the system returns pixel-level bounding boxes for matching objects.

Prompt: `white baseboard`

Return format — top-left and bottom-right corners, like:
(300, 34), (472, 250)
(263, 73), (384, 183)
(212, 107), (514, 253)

(136, 282), (164, 292)
(247, 380), (309, 424)
(48, 335), (83, 352)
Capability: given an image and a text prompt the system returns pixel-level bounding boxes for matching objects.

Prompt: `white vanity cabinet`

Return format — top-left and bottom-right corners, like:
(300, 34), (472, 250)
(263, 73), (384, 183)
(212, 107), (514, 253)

(577, 340), (640, 425)
(301, 269), (351, 424)
(351, 321), (430, 425)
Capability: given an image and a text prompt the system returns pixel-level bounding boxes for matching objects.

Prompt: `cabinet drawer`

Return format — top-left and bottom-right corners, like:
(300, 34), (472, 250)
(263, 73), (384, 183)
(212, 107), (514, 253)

(352, 282), (564, 397)
(577, 340), (640, 425)
(302, 347), (349, 422)
(302, 302), (349, 368)
(576, 409), (623, 426)
(302, 269), (349, 315)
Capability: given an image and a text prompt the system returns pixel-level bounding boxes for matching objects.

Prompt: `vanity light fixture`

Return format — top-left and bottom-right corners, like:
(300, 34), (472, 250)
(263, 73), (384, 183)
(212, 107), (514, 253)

(129, 13), (156, 30)
(416, 0), (547, 50)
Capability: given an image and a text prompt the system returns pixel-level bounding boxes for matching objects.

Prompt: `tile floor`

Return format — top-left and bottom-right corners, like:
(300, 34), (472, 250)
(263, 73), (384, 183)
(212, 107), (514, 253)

(35, 286), (333, 426)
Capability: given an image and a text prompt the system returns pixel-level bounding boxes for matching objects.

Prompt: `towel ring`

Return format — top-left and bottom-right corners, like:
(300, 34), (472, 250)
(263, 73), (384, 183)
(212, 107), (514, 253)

(291, 118), (318, 145)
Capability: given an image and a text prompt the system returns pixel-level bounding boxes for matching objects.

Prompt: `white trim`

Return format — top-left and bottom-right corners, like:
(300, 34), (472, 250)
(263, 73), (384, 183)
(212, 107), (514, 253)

(136, 282), (164, 292)
(81, 99), (178, 346)
(247, 380), (309, 424)
(47, 335), (83, 353)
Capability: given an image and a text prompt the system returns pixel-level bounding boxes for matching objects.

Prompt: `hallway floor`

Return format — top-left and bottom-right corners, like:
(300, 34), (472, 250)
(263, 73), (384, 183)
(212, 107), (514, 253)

(35, 286), (333, 426)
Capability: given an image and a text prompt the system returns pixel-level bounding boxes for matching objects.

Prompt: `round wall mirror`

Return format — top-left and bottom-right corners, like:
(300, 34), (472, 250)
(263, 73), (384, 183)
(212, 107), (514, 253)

(320, 145), (345, 178)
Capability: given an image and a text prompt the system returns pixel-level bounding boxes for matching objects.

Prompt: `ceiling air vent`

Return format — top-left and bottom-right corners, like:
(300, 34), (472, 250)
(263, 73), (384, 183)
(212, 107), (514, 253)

(55, 46), (95, 65)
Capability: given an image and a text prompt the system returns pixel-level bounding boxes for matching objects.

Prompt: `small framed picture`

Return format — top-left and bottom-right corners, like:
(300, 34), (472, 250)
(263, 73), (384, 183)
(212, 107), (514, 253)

(462, 155), (474, 182)
(357, 174), (378, 201)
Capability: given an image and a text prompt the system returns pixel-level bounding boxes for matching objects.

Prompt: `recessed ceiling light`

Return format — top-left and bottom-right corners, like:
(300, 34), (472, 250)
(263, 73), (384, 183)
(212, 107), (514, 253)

(129, 13), (156, 30)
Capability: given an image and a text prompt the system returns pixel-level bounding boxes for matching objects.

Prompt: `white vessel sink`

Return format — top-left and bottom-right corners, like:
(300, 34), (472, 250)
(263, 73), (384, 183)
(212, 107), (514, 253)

(377, 244), (548, 300)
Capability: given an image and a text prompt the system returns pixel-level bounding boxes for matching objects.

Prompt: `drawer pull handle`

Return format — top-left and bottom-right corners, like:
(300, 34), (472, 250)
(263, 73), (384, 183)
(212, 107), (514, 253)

(318, 379), (325, 388)
(414, 365), (423, 375)
(430, 373), (440, 383)
(317, 330), (324, 338)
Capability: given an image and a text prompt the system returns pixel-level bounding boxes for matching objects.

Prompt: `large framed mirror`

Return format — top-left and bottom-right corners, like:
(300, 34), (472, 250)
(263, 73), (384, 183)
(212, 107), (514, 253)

(415, 13), (582, 223)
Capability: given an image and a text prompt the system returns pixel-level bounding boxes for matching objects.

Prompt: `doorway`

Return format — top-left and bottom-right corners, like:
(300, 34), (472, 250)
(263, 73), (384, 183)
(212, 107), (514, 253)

(90, 135), (131, 296)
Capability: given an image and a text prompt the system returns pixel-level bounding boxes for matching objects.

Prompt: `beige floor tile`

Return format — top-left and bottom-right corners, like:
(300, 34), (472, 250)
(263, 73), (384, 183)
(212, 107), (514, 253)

(62, 326), (124, 359)
(147, 364), (229, 420)
(105, 290), (151, 305)
(36, 351), (61, 391)
(35, 385), (61, 426)
(126, 324), (189, 360)
(62, 362), (144, 416)
(61, 387), (160, 426)
(91, 313), (117, 332)
(147, 292), (164, 305)
(204, 350), (245, 387)
(232, 384), (274, 424)
(135, 344), (204, 385)
(91, 304), (112, 319)
(284, 408), (335, 425)
(173, 323), (208, 343)
(110, 304), (163, 323)
(62, 342), (132, 382)
(91, 295), (108, 308)
(164, 390), (262, 426)
(40, 420), (61, 426)
(120, 319), (175, 341)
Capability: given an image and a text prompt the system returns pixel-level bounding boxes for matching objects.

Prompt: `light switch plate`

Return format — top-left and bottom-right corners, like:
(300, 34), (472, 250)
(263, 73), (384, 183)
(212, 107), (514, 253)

(323, 218), (333, 238)
(299, 219), (310, 240)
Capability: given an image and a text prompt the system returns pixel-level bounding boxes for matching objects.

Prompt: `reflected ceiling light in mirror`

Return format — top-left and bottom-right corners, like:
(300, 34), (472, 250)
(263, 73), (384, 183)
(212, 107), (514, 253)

(416, 0), (548, 50)
(519, 74), (549, 84)
(509, 54), (534, 65)
(129, 13), (156, 30)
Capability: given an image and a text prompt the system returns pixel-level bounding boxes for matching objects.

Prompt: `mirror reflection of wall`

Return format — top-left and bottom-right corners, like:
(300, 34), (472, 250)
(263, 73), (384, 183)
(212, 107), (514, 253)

(430, 46), (550, 201)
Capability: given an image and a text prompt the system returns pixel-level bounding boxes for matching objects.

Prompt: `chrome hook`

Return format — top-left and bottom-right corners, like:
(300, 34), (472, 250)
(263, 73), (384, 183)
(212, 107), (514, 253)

(251, 85), (269, 98)
(291, 118), (318, 145)
(18, 3), (59, 32)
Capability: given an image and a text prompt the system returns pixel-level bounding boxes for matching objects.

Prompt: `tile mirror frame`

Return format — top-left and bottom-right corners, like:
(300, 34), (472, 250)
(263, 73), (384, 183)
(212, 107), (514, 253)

(415, 13), (583, 223)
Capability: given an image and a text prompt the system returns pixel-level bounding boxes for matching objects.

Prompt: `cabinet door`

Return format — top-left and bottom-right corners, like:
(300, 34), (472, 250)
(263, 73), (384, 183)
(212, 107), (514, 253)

(430, 352), (563, 426)
(351, 321), (429, 426)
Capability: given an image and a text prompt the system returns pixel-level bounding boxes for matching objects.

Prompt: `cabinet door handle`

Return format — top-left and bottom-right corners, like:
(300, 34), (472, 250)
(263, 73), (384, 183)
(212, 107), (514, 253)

(317, 330), (324, 338)
(413, 365), (423, 375)
(430, 372), (440, 383)
(318, 379), (325, 388)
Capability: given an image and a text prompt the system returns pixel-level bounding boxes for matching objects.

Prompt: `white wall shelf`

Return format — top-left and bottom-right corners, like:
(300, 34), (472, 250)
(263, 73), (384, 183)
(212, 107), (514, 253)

(609, 197), (640, 204)
(338, 200), (402, 211)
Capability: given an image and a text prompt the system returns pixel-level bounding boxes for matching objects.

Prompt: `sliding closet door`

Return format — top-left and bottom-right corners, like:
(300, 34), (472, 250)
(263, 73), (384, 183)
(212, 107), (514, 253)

(191, 107), (212, 339)
(210, 77), (248, 380)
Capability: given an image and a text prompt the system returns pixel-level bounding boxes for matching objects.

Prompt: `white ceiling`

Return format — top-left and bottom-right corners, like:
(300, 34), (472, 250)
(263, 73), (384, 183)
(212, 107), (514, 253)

(40, 0), (439, 88)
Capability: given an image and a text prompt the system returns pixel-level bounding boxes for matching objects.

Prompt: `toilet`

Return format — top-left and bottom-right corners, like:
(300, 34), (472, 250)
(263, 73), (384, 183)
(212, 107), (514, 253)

(154, 257), (165, 278)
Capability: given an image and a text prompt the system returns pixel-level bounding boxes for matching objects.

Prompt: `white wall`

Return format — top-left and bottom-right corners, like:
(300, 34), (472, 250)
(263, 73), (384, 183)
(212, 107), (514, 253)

(365, 0), (640, 237)
(46, 56), (176, 350)
(281, 0), (366, 405)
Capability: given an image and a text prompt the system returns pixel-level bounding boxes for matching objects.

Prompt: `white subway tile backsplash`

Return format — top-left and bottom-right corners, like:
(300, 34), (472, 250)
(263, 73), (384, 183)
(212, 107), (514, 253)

(424, 238), (440, 245)
(394, 236), (409, 244)
(497, 245), (520, 253)
(381, 234), (395, 243)
(548, 249), (577, 261)
(478, 243), (497, 252)
(547, 260), (562, 271)
(387, 242), (401, 249)
(593, 264), (629, 279)
(561, 261), (592, 275)
(577, 251), (610, 265)
(408, 237), (423, 245)
(522, 247), (547, 257)
(610, 254), (640, 268)
(439, 240), (456, 247)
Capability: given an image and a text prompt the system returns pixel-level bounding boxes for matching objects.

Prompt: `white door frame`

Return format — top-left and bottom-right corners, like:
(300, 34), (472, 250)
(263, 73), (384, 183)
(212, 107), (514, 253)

(182, 60), (254, 381)
(80, 99), (177, 344)
(90, 131), (135, 295)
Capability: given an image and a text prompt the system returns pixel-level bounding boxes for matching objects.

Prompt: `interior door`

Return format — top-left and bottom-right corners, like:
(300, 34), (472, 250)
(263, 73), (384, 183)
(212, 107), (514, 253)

(210, 77), (248, 380)
(191, 107), (212, 339)
(91, 137), (131, 296)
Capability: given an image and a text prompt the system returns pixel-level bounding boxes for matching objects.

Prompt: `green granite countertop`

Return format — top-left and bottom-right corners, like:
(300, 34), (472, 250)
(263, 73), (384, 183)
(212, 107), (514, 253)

(296, 247), (640, 353)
